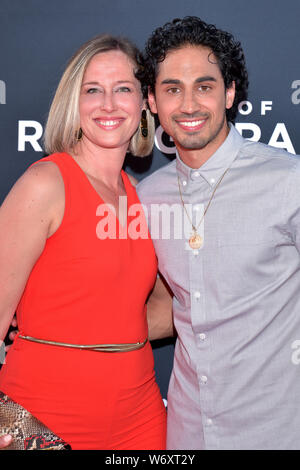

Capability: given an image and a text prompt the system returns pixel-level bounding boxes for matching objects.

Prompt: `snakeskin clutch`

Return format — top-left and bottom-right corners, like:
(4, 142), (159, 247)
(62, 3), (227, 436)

(0, 392), (71, 450)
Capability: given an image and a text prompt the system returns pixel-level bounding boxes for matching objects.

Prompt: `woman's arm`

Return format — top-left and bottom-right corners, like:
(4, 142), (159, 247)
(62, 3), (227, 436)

(147, 275), (175, 341)
(0, 161), (64, 341)
(0, 162), (64, 450)
(127, 174), (174, 339)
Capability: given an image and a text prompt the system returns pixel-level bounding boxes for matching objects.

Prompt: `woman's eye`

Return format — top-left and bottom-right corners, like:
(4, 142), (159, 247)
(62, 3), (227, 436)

(86, 88), (99, 94)
(116, 87), (131, 93)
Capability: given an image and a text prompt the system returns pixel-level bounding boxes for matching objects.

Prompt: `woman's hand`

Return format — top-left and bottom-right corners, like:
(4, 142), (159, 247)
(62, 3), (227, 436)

(0, 320), (17, 450)
(5, 316), (18, 353)
(0, 435), (12, 449)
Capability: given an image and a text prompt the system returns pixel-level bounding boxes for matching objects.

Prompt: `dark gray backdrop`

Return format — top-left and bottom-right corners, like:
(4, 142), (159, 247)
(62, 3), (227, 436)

(0, 0), (299, 400)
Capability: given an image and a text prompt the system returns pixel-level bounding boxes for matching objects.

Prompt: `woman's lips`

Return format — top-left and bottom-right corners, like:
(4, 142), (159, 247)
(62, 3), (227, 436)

(94, 118), (125, 130)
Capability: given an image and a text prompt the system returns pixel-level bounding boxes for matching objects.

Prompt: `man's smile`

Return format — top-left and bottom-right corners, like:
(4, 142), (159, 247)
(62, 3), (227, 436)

(175, 118), (206, 131)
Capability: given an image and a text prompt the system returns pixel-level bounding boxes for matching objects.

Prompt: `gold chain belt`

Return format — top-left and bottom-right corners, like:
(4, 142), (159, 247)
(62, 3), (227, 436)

(18, 334), (147, 353)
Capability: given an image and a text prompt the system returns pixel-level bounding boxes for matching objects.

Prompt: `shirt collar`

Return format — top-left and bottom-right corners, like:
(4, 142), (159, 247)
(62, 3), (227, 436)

(176, 123), (244, 187)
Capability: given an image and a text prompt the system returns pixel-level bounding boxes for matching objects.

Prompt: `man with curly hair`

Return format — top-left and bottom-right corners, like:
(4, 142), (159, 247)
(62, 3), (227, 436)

(138, 16), (300, 449)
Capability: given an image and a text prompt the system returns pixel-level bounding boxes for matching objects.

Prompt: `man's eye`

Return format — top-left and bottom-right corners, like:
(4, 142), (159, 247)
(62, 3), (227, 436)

(198, 85), (210, 92)
(167, 88), (180, 94)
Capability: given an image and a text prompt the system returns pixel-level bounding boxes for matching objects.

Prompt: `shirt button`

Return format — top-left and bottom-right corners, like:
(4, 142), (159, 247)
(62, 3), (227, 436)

(194, 171), (200, 178)
(206, 418), (213, 426)
(200, 375), (208, 384)
(210, 178), (215, 184)
(193, 250), (199, 256)
(182, 180), (187, 186)
(194, 291), (201, 300)
(199, 333), (206, 341)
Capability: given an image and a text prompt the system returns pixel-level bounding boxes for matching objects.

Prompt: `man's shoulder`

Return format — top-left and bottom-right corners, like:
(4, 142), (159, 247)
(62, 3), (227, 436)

(137, 160), (176, 197)
(241, 139), (300, 169)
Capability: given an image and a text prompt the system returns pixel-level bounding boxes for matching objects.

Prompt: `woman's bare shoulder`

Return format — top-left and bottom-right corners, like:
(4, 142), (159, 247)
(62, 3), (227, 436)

(6, 160), (64, 204)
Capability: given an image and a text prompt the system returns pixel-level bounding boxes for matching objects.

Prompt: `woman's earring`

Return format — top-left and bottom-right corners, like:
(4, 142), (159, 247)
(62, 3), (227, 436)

(140, 110), (148, 139)
(76, 128), (83, 141)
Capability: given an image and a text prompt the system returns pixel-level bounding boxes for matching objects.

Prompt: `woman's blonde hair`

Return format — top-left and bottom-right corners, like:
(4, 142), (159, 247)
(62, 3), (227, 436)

(43, 34), (155, 157)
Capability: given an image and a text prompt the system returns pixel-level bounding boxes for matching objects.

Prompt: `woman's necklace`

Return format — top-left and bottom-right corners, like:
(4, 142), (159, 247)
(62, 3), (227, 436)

(177, 166), (230, 249)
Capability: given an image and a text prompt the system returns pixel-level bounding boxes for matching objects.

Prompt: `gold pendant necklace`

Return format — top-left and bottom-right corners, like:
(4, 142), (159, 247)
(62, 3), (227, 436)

(189, 229), (203, 249)
(177, 166), (230, 249)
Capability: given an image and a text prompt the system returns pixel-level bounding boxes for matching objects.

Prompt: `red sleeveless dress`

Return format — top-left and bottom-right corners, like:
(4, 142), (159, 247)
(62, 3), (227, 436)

(0, 153), (166, 449)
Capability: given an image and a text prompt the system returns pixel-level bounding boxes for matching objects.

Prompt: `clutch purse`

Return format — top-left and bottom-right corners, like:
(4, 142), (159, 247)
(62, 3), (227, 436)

(0, 391), (71, 450)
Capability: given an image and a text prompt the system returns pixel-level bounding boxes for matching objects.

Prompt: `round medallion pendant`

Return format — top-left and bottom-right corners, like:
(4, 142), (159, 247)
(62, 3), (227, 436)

(189, 233), (203, 249)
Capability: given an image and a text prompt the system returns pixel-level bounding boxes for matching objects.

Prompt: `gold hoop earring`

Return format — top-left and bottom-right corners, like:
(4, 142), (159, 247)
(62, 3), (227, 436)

(140, 110), (148, 139)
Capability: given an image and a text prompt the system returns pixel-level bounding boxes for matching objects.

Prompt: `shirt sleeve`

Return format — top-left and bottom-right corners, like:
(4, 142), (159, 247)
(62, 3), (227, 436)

(284, 157), (300, 252)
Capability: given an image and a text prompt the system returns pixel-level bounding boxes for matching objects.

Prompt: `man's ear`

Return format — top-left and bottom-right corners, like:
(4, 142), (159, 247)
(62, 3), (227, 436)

(148, 86), (158, 114)
(226, 81), (236, 110)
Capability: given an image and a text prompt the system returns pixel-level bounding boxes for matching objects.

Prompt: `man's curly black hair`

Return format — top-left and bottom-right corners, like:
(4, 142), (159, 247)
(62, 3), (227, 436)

(140, 16), (249, 123)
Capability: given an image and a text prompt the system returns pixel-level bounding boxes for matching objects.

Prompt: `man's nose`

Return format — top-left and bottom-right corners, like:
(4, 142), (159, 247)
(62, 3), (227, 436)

(179, 90), (199, 114)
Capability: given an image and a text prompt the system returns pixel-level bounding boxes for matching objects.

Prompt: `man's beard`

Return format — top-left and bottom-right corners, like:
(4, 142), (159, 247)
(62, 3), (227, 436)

(174, 112), (227, 151)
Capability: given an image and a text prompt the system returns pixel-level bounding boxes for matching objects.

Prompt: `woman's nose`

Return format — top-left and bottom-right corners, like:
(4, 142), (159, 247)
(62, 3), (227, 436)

(101, 91), (117, 112)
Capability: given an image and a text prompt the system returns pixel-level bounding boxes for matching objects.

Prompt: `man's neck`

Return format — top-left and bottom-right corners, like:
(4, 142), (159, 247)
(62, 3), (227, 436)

(176, 123), (231, 169)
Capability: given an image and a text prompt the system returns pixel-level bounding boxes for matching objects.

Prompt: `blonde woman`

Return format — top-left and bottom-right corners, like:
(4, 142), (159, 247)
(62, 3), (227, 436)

(0, 35), (166, 450)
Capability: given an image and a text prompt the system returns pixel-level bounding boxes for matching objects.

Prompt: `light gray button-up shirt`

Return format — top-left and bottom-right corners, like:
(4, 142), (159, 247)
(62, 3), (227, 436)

(137, 125), (300, 450)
